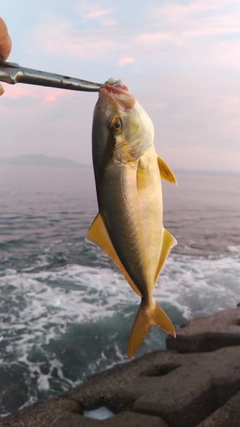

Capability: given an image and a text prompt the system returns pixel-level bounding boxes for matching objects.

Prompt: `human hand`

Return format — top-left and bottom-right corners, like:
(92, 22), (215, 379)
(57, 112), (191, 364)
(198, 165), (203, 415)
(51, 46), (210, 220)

(0, 17), (12, 95)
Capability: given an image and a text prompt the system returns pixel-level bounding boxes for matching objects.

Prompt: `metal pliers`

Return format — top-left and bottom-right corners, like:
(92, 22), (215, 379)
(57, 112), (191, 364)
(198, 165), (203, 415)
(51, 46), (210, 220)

(0, 59), (102, 92)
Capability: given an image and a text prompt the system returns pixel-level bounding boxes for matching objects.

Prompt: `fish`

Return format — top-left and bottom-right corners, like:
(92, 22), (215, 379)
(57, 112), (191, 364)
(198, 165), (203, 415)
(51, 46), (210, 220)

(87, 78), (177, 359)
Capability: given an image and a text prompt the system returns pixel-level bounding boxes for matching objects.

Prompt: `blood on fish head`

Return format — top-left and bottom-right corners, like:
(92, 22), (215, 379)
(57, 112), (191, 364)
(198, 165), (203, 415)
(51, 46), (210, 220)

(99, 79), (135, 112)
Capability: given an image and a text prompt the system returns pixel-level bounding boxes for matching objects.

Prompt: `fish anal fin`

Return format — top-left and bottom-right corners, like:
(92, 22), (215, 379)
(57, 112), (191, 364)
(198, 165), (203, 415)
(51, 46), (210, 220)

(87, 213), (141, 297)
(127, 298), (176, 359)
(157, 156), (177, 184)
(154, 228), (177, 286)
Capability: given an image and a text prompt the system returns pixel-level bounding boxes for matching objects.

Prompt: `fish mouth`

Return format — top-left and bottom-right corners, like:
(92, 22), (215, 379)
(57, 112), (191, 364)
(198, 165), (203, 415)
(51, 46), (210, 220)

(99, 79), (136, 112)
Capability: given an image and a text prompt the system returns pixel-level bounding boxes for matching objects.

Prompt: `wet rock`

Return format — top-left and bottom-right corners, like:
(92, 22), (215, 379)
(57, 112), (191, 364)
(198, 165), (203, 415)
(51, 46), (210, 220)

(52, 411), (168, 427)
(197, 391), (240, 427)
(167, 307), (240, 352)
(0, 398), (79, 427)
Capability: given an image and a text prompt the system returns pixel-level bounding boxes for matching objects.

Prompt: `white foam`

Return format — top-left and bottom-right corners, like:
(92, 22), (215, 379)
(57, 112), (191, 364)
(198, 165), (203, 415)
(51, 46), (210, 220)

(1, 254), (240, 353)
(84, 406), (114, 420)
(228, 245), (240, 254)
(37, 375), (50, 391)
(160, 254), (240, 319)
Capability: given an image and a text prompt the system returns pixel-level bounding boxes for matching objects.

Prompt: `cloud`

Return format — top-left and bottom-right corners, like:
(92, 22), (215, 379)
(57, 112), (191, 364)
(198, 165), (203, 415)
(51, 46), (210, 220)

(2, 85), (27, 100)
(3, 84), (70, 102)
(85, 8), (115, 26)
(117, 57), (135, 66)
(31, 14), (114, 59)
(137, 33), (170, 43)
(132, 0), (240, 70)
(31, 1), (240, 68)
(75, 1), (115, 26)
(86, 9), (111, 18)
(151, 0), (240, 39)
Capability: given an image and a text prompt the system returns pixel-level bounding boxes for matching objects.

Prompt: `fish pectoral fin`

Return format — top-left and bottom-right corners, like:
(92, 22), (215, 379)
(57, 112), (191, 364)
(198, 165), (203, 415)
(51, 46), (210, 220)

(157, 156), (177, 184)
(154, 228), (177, 286)
(128, 298), (176, 359)
(87, 213), (141, 297)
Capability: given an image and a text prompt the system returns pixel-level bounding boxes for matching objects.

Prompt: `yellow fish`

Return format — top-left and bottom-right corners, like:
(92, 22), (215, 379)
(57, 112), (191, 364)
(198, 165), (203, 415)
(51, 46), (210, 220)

(88, 79), (177, 359)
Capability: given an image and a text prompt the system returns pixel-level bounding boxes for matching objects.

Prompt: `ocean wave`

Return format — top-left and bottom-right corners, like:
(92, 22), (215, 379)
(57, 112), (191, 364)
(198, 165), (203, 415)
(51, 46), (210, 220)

(0, 252), (240, 415)
(228, 245), (240, 254)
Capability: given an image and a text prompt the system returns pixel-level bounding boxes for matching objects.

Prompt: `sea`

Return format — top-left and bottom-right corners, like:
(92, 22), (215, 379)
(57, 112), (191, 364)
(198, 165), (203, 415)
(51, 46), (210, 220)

(0, 164), (240, 417)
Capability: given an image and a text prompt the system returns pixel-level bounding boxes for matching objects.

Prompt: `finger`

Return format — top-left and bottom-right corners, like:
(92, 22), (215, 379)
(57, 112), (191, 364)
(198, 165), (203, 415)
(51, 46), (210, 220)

(0, 84), (4, 95)
(0, 17), (12, 61)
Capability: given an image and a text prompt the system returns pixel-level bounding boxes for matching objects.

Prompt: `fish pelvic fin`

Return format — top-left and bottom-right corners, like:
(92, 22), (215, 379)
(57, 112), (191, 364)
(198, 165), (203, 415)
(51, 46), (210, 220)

(127, 298), (176, 359)
(157, 156), (177, 184)
(87, 212), (141, 296)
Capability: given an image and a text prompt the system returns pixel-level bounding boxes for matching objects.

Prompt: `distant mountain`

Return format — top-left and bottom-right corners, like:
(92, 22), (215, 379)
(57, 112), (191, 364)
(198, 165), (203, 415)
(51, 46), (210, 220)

(0, 154), (90, 169)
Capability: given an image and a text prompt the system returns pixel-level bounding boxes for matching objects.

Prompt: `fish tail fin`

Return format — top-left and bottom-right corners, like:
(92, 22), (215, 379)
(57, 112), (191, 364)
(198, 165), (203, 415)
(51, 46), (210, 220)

(127, 298), (176, 359)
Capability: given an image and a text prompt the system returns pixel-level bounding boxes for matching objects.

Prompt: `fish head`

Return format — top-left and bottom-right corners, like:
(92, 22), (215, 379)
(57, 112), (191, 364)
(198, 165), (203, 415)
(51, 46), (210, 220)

(92, 78), (154, 168)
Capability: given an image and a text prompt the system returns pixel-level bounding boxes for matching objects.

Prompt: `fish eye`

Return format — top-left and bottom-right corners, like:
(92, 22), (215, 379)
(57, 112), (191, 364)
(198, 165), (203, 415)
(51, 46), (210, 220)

(110, 116), (122, 133)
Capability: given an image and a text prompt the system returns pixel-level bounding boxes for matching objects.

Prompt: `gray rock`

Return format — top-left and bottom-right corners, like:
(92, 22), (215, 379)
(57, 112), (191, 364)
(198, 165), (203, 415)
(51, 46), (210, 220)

(51, 411), (168, 427)
(167, 307), (240, 352)
(132, 347), (240, 427)
(197, 391), (240, 427)
(0, 398), (167, 427)
(0, 398), (79, 427)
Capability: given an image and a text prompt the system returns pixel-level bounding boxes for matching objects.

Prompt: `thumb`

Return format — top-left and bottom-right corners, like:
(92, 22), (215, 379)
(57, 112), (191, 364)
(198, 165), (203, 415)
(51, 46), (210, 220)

(0, 17), (12, 61)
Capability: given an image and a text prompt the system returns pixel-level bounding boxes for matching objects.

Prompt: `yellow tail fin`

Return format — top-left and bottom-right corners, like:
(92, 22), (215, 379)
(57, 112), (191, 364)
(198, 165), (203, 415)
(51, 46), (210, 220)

(127, 299), (176, 359)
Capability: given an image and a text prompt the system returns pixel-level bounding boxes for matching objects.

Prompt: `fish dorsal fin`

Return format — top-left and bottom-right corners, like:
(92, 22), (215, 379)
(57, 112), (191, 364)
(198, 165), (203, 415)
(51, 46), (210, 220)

(87, 213), (141, 297)
(157, 156), (177, 184)
(154, 228), (177, 286)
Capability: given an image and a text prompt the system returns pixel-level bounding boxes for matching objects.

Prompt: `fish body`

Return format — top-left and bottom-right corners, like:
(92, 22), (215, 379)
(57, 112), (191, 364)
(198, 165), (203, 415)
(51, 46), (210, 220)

(88, 79), (177, 358)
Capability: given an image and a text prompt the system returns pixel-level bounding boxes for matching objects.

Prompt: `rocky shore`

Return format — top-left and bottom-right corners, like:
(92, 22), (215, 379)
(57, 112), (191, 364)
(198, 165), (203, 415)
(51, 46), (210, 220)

(1, 307), (240, 427)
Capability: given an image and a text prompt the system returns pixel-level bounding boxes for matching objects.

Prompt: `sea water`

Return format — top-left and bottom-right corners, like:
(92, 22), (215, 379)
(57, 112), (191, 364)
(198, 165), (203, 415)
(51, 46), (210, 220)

(0, 164), (239, 416)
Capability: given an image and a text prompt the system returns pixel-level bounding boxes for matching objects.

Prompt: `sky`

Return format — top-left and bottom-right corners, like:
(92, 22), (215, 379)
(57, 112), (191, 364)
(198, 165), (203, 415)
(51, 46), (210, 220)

(1, 0), (240, 172)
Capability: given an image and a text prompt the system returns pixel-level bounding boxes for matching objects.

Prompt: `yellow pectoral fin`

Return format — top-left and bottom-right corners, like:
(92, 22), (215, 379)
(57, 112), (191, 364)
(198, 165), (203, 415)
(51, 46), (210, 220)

(87, 213), (141, 297)
(157, 156), (177, 184)
(127, 298), (176, 359)
(154, 228), (177, 286)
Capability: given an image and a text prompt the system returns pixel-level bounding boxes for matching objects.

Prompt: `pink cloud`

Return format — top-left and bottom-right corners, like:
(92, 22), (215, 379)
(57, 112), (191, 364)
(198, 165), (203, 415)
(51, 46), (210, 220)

(2, 85), (27, 99)
(117, 57), (135, 66)
(86, 9), (112, 19)
(75, 2), (115, 26)
(3, 84), (70, 102)
(152, 0), (240, 39)
(32, 16), (114, 59)
(42, 88), (70, 102)
(137, 33), (170, 43)
(85, 9), (115, 26)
